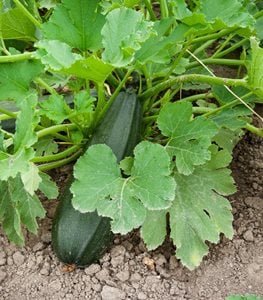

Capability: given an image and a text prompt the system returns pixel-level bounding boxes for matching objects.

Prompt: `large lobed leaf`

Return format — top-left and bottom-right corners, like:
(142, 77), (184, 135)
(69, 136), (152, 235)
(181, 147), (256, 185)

(71, 141), (176, 234)
(141, 145), (236, 270)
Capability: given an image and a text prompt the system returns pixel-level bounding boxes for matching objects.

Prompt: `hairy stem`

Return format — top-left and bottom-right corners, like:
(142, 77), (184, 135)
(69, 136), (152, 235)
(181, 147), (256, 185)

(32, 144), (82, 163)
(0, 52), (34, 63)
(140, 74), (248, 100)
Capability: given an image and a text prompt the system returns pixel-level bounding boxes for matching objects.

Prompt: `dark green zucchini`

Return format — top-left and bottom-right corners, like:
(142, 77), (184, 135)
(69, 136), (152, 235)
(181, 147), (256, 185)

(52, 91), (142, 267)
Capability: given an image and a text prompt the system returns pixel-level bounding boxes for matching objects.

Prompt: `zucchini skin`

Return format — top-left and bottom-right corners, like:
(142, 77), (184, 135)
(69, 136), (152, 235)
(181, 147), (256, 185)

(52, 91), (142, 267)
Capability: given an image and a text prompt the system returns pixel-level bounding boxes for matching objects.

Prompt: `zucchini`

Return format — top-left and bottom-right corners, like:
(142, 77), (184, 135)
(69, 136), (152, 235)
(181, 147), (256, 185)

(52, 91), (142, 267)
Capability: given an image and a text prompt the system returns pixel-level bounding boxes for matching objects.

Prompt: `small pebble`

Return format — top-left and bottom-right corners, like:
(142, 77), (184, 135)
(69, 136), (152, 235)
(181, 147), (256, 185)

(0, 270), (7, 283)
(101, 285), (126, 300)
(137, 291), (147, 300)
(84, 264), (101, 275)
(13, 251), (25, 266)
(33, 242), (45, 252)
(110, 245), (126, 257)
(115, 270), (130, 282)
(243, 229), (254, 242)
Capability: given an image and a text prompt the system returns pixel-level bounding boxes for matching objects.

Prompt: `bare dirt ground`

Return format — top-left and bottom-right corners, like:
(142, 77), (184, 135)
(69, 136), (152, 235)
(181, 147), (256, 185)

(0, 120), (262, 300)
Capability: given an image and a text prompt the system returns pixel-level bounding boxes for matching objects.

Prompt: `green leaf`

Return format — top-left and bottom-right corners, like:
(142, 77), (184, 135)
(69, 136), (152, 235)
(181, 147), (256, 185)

(34, 136), (58, 156)
(169, 146), (236, 270)
(170, 0), (192, 20)
(226, 295), (263, 300)
(0, 176), (45, 245)
(135, 18), (176, 64)
(157, 102), (218, 175)
(213, 128), (243, 153)
(38, 172), (59, 199)
(70, 91), (95, 128)
(102, 7), (154, 67)
(0, 60), (43, 102)
(40, 94), (71, 124)
(21, 162), (41, 195)
(42, 0), (105, 51)
(35, 39), (82, 71)
(72, 142), (176, 234)
(0, 148), (34, 180)
(72, 144), (122, 212)
(200, 0), (255, 29)
(130, 141), (175, 210)
(248, 38), (263, 100)
(13, 93), (39, 151)
(0, 7), (36, 41)
(140, 210), (167, 251)
(97, 191), (146, 234)
(60, 55), (114, 83)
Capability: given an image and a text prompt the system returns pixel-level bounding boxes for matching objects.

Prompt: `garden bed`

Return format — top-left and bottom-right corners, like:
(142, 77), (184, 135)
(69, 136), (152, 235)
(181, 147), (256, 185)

(0, 123), (262, 300)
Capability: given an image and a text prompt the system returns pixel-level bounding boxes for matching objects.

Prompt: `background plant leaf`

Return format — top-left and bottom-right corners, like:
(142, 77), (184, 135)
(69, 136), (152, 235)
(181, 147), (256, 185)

(0, 7), (36, 41)
(102, 7), (154, 67)
(42, 0), (105, 51)
(0, 61), (43, 101)
(157, 102), (218, 175)
(0, 175), (45, 245)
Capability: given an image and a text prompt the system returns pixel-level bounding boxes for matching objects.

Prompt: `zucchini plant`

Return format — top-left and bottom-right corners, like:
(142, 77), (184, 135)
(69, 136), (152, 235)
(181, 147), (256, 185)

(0, 0), (262, 269)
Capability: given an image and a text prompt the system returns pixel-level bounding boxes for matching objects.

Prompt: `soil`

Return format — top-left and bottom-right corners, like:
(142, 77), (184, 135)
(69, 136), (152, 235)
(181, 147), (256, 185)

(0, 123), (262, 300)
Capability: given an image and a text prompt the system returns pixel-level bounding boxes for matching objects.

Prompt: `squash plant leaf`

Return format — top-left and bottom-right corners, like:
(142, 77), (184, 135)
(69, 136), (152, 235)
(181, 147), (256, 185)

(71, 141), (176, 234)
(38, 172), (59, 199)
(248, 38), (263, 100)
(42, 0), (105, 51)
(140, 209), (167, 251)
(0, 175), (45, 246)
(226, 295), (263, 300)
(0, 148), (35, 181)
(39, 94), (72, 124)
(35, 40), (82, 71)
(0, 94), (39, 181)
(157, 102), (218, 175)
(13, 93), (39, 151)
(0, 60), (43, 102)
(61, 56), (114, 83)
(0, 6), (36, 41)
(101, 7), (154, 67)
(169, 145), (236, 270)
(200, 0), (255, 29)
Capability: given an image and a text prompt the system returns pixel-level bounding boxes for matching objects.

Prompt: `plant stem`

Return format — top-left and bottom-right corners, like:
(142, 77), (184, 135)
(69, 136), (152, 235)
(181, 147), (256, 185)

(178, 92), (214, 103)
(140, 74), (248, 100)
(212, 38), (248, 59)
(32, 144), (82, 163)
(192, 39), (216, 56)
(192, 107), (214, 114)
(38, 149), (83, 172)
(187, 58), (245, 70)
(34, 77), (57, 95)
(192, 28), (237, 44)
(0, 107), (17, 118)
(245, 123), (263, 137)
(159, 0), (169, 18)
(13, 0), (42, 28)
(95, 68), (133, 126)
(0, 52), (34, 63)
(36, 123), (77, 139)
(143, 0), (157, 20)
